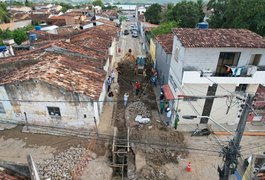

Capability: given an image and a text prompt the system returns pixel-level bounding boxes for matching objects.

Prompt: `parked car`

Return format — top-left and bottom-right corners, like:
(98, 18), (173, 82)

(124, 29), (129, 35)
(132, 31), (138, 38)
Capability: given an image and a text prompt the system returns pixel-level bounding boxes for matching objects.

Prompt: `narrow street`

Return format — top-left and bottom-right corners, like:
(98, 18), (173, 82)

(0, 19), (265, 180)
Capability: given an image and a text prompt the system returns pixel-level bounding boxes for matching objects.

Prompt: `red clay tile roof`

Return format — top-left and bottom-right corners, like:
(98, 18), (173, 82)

(96, 18), (116, 27)
(155, 33), (174, 54)
(0, 55), (106, 99)
(53, 41), (108, 60)
(144, 25), (158, 32)
(9, 40), (108, 63)
(95, 24), (119, 35)
(70, 26), (115, 51)
(172, 28), (265, 48)
(0, 51), (47, 66)
(49, 15), (66, 20)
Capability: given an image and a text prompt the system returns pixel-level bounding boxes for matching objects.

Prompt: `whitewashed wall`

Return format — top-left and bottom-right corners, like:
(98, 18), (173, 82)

(0, 80), (98, 129)
(184, 47), (265, 72)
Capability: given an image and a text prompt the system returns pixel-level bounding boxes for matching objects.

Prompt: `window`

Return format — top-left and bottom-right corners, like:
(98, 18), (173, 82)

(235, 84), (248, 92)
(216, 52), (241, 76)
(174, 46), (180, 62)
(47, 107), (61, 117)
(0, 102), (5, 113)
(249, 54), (261, 66)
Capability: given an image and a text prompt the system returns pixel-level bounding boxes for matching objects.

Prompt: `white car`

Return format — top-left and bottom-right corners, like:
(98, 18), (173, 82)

(132, 31), (138, 38)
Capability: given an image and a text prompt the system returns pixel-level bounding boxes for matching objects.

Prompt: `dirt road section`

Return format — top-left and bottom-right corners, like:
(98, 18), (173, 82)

(114, 38), (187, 178)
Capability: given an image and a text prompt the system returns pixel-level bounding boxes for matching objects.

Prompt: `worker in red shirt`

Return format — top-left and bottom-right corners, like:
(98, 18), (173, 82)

(135, 81), (140, 96)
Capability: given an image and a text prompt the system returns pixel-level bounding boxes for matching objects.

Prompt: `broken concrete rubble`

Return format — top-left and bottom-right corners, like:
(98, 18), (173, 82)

(37, 146), (89, 180)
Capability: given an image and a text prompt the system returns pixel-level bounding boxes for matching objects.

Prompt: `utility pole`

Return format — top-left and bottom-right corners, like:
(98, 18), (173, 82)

(220, 94), (255, 180)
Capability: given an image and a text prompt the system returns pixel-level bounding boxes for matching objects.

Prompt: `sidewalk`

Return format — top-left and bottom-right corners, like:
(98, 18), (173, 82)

(152, 83), (168, 125)
(178, 122), (265, 133)
(97, 79), (118, 135)
(152, 82), (265, 133)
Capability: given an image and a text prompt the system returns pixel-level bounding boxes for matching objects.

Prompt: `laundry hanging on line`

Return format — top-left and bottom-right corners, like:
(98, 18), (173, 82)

(225, 65), (244, 76)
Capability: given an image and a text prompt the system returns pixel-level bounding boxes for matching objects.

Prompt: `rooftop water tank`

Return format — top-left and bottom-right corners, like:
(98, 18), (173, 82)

(197, 22), (208, 29)
(0, 46), (7, 52)
(35, 26), (41, 30)
(29, 34), (37, 41)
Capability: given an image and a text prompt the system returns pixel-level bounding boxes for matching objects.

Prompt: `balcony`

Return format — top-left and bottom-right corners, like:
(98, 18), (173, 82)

(182, 66), (265, 85)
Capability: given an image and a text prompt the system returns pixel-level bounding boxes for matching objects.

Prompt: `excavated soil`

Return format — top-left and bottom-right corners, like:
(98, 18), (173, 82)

(115, 61), (187, 178)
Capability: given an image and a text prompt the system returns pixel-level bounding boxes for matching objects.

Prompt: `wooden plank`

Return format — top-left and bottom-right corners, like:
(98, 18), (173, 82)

(27, 154), (40, 180)
(127, 127), (130, 152)
(213, 131), (265, 136)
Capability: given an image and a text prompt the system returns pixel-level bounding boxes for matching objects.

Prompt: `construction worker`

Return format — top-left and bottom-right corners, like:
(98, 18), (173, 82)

(107, 91), (114, 106)
(166, 108), (172, 126)
(124, 93), (129, 107)
(111, 70), (115, 83)
(160, 100), (165, 114)
(106, 76), (111, 92)
(135, 81), (140, 96)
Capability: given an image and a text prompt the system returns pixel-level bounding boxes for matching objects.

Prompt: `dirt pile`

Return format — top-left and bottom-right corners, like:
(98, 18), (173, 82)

(136, 165), (170, 180)
(125, 101), (151, 127)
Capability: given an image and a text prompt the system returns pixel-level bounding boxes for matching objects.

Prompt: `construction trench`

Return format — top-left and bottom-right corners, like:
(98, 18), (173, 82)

(110, 59), (188, 179)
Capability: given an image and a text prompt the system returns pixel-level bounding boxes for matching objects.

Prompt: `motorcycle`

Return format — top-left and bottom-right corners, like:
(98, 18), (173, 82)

(191, 128), (211, 136)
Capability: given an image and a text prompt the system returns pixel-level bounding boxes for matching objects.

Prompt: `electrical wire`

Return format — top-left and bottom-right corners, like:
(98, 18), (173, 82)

(0, 94), (231, 103)
(0, 122), (222, 155)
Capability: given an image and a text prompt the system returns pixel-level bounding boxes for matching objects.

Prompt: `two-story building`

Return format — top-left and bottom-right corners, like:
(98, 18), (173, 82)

(167, 28), (265, 126)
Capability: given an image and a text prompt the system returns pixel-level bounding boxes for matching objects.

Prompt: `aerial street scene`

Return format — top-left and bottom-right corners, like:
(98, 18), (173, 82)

(0, 0), (265, 179)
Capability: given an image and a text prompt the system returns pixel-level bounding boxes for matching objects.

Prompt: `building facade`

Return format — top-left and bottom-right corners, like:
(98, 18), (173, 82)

(155, 33), (173, 85)
(167, 28), (265, 126)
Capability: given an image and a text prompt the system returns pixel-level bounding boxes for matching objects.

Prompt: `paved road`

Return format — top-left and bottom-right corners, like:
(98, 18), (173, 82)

(118, 21), (143, 58)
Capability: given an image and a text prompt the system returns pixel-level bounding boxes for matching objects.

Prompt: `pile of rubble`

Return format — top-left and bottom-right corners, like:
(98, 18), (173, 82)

(136, 165), (169, 180)
(37, 146), (86, 180)
(125, 101), (151, 126)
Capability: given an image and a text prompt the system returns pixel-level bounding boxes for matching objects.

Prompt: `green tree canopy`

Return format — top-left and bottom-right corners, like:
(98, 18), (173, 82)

(151, 21), (179, 37)
(13, 29), (27, 45)
(0, 2), (11, 23)
(168, 1), (204, 28)
(0, 28), (13, 39)
(207, 0), (265, 36)
(144, 3), (162, 24)
(92, 0), (103, 7)
(57, 2), (74, 13)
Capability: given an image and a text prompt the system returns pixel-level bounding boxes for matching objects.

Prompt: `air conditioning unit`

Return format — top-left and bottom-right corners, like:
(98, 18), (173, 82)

(201, 69), (213, 77)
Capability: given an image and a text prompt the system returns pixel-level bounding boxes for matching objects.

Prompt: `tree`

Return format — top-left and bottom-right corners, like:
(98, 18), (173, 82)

(144, 3), (162, 24)
(169, 1), (204, 28)
(92, 0), (103, 7)
(207, 0), (265, 36)
(196, 0), (205, 22)
(162, 3), (175, 22)
(58, 2), (74, 13)
(13, 29), (27, 45)
(151, 21), (179, 36)
(207, 0), (228, 27)
(0, 2), (11, 23)
(0, 28), (13, 39)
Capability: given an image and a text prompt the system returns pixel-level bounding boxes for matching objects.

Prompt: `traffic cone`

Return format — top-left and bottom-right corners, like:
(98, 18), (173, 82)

(186, 162), (191, 172)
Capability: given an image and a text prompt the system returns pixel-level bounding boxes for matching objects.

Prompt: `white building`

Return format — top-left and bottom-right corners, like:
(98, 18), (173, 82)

(167, 28), (265, 126)
(136, 6), (146, 15)
(0, 52), (107, 130)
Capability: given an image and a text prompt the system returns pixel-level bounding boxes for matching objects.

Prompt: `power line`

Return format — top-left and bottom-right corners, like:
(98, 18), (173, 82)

(0, 122), (221, 155)
(0, 94), (231, 103)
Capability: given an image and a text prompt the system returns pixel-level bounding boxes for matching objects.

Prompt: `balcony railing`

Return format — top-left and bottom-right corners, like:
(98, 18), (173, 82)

(183, 65), (265, 78)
